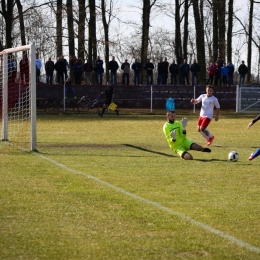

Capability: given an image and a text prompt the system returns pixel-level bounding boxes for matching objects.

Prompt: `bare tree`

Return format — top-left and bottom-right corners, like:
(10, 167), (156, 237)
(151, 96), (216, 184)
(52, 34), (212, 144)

(247, 0), (253, 83)
(175, 0), (182, 67)
(15, 0), (26, 46)
(141, 0), (156, 83)
(227, 0), (233, 63)
(218, 0), (226, 61)
(56, 0), (62, 57)
(212, 0), (218, 61)
(183, 0), (189, 60)
(192, 0), (206, 83)
(88, 0), (97, 64)
(78, 0), (86, 63)
(101, 0), (109, 82)
(0, 0), (15, 48)
(67, 0), (75, 80)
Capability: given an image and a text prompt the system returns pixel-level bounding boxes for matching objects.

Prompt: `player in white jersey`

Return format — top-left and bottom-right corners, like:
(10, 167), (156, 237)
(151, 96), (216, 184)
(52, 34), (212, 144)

(191, 85), (220, 146)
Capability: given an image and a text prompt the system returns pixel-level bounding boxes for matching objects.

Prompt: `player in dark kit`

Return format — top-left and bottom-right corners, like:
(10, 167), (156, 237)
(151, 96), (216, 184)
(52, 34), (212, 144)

(248, 113), (260, 161)
(99, 85), (119, 117)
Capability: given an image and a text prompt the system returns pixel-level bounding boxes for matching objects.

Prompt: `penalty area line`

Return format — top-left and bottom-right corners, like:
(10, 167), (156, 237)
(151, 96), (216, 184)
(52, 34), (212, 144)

(35, 152), (260, 254)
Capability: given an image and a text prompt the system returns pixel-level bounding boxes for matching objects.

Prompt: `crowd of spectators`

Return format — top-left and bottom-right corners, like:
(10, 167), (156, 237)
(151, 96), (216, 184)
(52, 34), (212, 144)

(7, 53), (249, 87)
(55, 55), (247, 87)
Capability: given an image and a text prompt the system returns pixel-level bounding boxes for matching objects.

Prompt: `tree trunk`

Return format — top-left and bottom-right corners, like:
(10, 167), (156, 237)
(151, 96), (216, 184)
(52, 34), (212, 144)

(15, 0), (26, 46)
(247, 0), (253, 83)
(78, 0), (86, 63)
(67, 0), (75, 80)
(141, 0), (151, 84)
(175, 0), (182, 81)
(89, 0), (97, 63)
(101, 0), (109, 83)
(212, 0), (218, 61)
(218, 0), (225, 61)
(56, 0), (63, 57)
(1, 0), (14, 48)
(192, 0), (206, 83)
(227, 0), (233, 63)
(183, 0), (189, 60)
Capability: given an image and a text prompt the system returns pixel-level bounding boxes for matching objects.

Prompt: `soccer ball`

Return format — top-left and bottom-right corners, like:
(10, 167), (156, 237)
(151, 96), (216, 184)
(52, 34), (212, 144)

(228, 151), (239, 162)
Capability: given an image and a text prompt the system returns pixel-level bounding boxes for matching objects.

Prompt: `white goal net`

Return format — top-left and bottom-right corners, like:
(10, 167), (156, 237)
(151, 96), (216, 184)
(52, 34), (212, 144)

(0, 44), (36, 151)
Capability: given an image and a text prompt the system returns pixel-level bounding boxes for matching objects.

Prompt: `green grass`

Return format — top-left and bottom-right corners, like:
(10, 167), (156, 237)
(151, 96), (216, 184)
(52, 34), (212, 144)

(1, 111), (260, 259)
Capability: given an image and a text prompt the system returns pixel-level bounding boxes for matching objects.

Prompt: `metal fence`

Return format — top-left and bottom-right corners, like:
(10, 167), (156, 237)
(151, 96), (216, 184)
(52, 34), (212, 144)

(236, 85), (260, 112)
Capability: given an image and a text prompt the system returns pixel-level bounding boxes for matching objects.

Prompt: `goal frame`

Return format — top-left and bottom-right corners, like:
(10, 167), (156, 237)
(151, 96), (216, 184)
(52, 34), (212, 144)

(1, 43), (36, 151)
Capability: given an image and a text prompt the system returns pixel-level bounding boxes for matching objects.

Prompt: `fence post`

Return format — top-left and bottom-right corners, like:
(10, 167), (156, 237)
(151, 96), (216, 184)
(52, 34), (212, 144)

(193, 85), (196, 113)
(150, 85), (153, 113)
(236, 85), (239, 113)
(63, 83), (66, 112)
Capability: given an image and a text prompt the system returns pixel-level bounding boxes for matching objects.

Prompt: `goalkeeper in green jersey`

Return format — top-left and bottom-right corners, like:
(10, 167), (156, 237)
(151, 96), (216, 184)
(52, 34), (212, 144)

(163, 110), (211, 160)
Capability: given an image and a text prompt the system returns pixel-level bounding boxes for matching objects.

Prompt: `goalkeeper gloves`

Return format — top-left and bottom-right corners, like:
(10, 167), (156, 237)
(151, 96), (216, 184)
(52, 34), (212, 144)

(181, 117), (188, 130)
(170, 130), (176, 141)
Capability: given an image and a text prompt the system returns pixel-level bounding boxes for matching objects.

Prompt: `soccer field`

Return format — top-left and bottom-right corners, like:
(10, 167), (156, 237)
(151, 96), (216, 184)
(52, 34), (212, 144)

(1, 112), (260, 259)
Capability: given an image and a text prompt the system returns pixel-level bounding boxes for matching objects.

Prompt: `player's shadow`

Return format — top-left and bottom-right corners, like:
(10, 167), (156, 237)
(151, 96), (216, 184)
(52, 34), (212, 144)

(122, 144), (173, 157)
(123, 144), (226, 162)
(193, 158), (226, 162)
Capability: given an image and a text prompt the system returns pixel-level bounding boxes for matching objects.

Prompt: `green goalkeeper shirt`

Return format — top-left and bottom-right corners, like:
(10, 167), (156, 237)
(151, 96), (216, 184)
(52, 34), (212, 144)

(163, 120), (186, 150)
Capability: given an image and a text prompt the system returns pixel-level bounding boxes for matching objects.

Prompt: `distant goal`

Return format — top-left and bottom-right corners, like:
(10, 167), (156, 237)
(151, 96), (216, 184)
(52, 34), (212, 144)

(0, 44), (36, 151)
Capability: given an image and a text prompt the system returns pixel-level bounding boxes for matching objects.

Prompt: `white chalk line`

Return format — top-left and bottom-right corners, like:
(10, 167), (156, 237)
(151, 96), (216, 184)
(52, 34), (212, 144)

(35, 152), (260, 254)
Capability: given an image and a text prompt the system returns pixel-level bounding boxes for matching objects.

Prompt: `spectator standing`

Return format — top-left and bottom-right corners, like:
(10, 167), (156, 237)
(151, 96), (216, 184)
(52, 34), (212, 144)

(61, 55), (69, 80)
(169, 60), (179, 85)
(94, 56), (104, 85)
(121, 59), (130, 85)
(144, 58), (154, 85)
(190, 59), (200, 86)
(35, 53), (42, 84)
(220, 63), (229, 86)
(157, 58), (164, 85)
(180, 59), (190, 85)
(54, 57), (64, 84)
(131, 58), (141, 85)
(226, 61), (234, 86)
(69, 55), (77, 82)
(20, 54), (29, 85)
(214, 62), (221, 86)
(108, 56), (119, 85)
(162, 57), (169, 85)
(73, 59), (83, 85)
(216, 57), (223, 85)
(83, 59), (93, 85)
(238, 60), (248, 87)
(8, 54), (17, 85)
(45, 57), (55, 84)
(206, 62), (215, 85)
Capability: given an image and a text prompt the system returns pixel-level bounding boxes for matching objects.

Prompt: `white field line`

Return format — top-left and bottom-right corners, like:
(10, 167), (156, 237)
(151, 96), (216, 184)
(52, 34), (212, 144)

(35, 152), (260, 254)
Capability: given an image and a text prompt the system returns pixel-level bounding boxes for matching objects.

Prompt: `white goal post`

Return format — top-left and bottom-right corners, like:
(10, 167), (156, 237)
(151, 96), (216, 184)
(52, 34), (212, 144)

(0, 44), (36, 151)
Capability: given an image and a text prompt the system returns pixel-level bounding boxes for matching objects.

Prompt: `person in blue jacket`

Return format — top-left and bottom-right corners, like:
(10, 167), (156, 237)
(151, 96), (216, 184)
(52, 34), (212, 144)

(220, 63), (229, 86)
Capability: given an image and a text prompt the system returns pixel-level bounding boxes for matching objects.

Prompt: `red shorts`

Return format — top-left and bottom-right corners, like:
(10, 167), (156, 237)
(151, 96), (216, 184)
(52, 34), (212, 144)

(198, 117), (211, 128)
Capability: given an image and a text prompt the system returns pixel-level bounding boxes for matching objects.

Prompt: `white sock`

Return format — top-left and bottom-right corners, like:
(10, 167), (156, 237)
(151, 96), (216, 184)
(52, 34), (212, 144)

(204, 129), (212, 138)
(200, 131), (208, 140)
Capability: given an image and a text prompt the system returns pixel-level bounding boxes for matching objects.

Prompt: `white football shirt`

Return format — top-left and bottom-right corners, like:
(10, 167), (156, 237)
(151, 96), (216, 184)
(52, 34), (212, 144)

(196, 94), (220, 119)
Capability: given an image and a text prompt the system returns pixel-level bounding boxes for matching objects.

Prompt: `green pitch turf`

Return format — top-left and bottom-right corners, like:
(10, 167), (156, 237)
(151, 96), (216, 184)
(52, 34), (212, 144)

(1, 112), (260, 259)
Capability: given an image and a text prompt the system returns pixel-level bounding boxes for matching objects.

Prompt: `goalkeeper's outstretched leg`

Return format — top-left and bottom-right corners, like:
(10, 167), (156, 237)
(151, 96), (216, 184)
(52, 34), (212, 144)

(163, 110), (211, 160)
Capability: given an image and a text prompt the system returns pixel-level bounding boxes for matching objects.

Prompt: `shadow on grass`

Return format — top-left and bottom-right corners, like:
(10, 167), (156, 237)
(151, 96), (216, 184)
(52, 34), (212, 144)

(123, 144), (228, 161)
(123, 144), (173, 157)
(193, 158), (227, 162)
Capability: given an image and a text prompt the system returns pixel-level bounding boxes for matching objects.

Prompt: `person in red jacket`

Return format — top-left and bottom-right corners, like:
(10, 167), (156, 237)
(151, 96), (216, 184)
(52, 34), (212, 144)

(206, 62), (215, 85)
